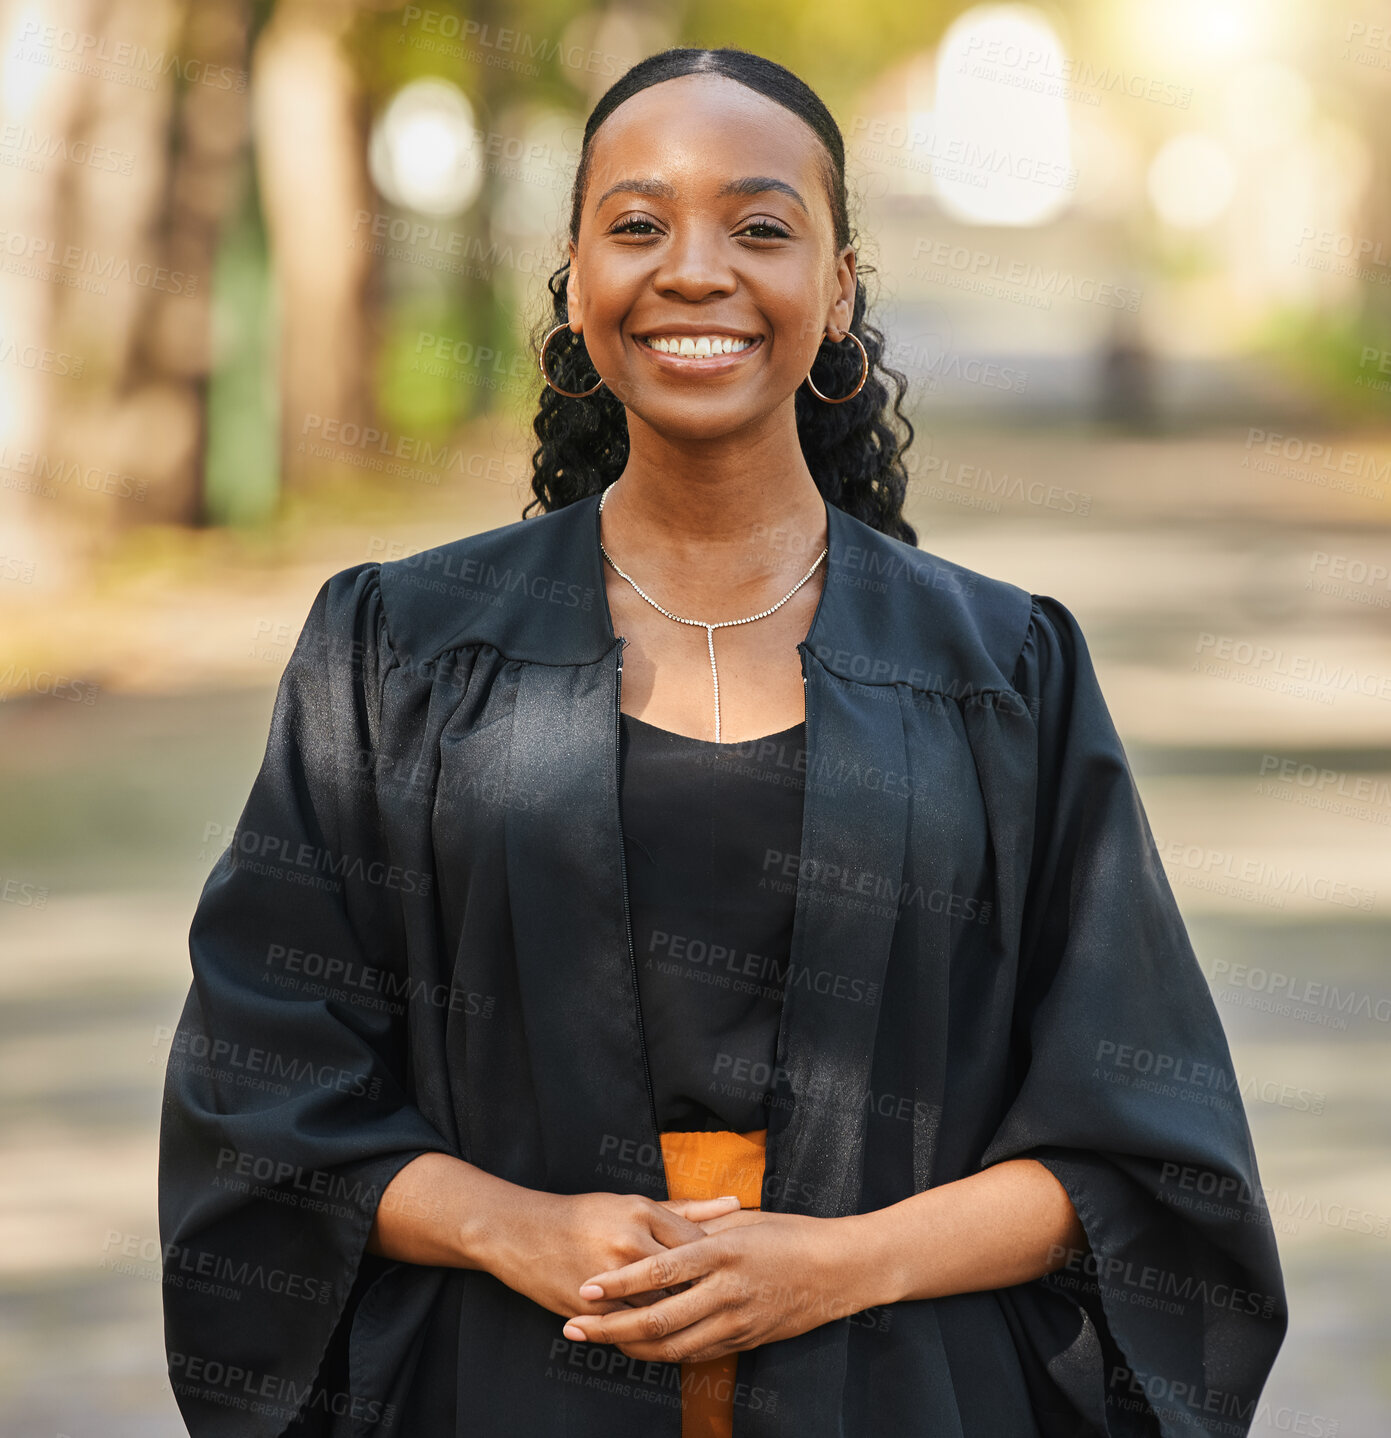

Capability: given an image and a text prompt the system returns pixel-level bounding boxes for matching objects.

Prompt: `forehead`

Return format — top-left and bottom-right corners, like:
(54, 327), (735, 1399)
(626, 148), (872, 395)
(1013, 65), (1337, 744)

(584, 73), (828, 213)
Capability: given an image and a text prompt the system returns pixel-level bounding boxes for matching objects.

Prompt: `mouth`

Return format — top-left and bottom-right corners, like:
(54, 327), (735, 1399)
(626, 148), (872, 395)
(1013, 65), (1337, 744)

(634, 332), (764, 371)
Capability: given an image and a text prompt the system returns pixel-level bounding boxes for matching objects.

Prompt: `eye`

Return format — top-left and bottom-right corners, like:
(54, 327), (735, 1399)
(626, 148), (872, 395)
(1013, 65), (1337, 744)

(739, 219), (792, 240)
(608, 217), (792, 240)
(610, 218), (661, 236)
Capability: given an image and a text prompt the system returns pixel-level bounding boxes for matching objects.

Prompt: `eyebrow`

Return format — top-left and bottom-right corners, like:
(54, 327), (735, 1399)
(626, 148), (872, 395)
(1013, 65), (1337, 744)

(593, 175), (809, 218)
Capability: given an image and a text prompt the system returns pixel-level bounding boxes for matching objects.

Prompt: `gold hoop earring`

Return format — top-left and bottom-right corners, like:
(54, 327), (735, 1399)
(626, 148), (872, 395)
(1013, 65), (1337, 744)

(804, 329), (869, 404)
(539, 322), (606, 398)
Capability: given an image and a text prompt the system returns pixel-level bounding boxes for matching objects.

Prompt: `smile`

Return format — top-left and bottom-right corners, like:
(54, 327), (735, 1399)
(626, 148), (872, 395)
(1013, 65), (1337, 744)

(636, 333), (764, 370)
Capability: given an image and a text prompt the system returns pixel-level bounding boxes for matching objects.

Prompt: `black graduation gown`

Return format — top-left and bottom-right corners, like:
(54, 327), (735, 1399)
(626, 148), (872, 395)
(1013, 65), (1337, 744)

(158, 490), (1287, 1438)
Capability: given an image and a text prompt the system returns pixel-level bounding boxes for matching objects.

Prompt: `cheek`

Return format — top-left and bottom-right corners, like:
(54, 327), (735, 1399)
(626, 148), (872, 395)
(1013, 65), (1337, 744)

(573, 260), (639, 338)
(760, 292), (828, 363)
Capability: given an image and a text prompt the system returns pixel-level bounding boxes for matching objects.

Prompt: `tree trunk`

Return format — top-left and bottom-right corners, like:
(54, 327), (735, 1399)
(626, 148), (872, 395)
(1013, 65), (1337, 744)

(251, 0), (375, 495)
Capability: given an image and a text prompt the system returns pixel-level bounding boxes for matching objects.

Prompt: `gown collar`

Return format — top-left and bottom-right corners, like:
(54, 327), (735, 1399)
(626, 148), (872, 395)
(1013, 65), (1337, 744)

(377, 485), (1028, 700)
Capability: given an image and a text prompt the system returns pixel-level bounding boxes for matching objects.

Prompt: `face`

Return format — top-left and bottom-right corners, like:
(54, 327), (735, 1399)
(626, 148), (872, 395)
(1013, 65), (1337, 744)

(566, 73), (857, 442)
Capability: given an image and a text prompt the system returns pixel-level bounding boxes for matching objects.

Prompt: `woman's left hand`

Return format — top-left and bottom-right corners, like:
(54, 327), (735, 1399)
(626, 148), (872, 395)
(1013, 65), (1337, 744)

(559, 1208), (879, 1362)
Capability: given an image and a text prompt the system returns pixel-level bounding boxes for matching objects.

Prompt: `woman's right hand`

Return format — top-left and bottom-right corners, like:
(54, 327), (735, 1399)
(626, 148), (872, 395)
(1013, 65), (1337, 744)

(480, 1188), (742, 1320)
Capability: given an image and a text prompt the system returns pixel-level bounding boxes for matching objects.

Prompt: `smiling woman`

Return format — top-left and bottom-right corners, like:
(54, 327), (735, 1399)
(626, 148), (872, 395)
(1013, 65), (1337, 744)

(526, 50), (916, 546)
(158, 45), (1287, 1438)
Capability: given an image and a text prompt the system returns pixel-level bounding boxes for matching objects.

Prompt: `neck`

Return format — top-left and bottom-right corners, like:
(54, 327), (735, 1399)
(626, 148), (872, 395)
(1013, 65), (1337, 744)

(602, 407), (828, 588)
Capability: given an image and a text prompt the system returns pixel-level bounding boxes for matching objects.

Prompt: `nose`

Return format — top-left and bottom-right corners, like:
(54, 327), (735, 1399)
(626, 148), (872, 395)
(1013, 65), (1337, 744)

(650, 221), (737, 302)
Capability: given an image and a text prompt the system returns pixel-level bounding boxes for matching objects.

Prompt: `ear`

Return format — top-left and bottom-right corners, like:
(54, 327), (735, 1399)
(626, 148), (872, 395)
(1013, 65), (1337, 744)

(566, 240), (583, 333)
(826, 245), (857, 341)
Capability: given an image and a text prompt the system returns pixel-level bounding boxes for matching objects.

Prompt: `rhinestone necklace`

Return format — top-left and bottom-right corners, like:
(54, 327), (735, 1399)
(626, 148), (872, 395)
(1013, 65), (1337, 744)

(597, 482), (828, 745)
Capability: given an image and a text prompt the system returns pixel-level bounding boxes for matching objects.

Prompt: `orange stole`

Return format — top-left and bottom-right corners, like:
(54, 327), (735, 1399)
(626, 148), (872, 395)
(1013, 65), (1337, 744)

(657, 1128), (768, 1438)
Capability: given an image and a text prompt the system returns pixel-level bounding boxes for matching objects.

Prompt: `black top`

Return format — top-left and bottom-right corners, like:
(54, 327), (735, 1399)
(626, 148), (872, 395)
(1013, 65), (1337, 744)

(618, 713), (808, 1132)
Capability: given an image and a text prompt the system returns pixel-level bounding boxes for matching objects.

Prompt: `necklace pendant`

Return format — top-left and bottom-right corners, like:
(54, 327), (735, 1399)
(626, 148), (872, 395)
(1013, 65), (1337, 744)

(597, 480), (828, 750)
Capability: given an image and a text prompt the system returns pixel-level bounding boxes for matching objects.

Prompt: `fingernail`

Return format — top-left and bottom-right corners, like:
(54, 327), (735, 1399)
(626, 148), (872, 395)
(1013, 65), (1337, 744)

(579, 1282), (604, 1297)
(719, 1194), (740, 1203)
(563, 1322), (585, 1339)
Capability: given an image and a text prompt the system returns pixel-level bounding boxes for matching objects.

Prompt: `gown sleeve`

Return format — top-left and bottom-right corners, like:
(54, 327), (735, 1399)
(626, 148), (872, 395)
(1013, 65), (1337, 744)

(979, 594), (1288, 1438)
(157, 562), (450, 1438)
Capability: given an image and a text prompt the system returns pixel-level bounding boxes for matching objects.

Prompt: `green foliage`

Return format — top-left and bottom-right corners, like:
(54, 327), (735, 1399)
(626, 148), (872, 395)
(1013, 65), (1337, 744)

(204, 165), (280, 527)
(377, 292), (475, 437)
(679, 0), (957, 115)
(1255, 303), (1391, 420)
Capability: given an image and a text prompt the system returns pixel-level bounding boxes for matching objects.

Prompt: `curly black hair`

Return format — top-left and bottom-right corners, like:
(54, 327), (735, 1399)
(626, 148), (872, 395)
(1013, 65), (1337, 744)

(523, 46), (918, 545)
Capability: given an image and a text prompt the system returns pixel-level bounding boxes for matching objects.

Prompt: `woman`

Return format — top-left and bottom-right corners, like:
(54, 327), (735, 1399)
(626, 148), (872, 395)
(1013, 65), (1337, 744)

(159, 47), (1287, 1438)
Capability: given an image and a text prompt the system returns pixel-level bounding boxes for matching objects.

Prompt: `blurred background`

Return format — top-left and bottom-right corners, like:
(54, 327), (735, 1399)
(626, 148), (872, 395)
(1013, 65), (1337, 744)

(0, 0), (1387, 1431)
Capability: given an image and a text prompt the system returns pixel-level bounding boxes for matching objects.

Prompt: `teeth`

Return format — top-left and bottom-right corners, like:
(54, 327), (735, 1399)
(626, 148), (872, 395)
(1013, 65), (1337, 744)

(643, 335), (755, 356)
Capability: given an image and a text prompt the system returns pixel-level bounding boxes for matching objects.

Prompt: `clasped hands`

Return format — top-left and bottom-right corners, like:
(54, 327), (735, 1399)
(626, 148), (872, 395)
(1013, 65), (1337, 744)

(556, 1195), (879, 1364)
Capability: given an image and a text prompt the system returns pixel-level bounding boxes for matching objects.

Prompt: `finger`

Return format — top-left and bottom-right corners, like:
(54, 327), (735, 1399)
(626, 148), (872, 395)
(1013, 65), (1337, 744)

(646, 1204), (724, 1250)
(659, 1196), (741, 1222)
(617, 1289), (667, 1308)
(619, 1277), (696, 1306)
(562, 1279), (720, 1349)
(591, 1297), (643, 1315)
(613, 1264), (678, 1307)
(577, 1238), (710, 1301)
(694, 1209), (765, 1235)
(620, 1234), (701, 1304)
(618, 1309), (747, 1365)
